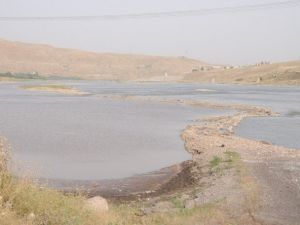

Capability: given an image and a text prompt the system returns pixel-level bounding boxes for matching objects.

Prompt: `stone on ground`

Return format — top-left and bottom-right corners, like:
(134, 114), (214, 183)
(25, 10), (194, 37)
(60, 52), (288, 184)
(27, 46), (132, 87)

(85, 196), (109, 213)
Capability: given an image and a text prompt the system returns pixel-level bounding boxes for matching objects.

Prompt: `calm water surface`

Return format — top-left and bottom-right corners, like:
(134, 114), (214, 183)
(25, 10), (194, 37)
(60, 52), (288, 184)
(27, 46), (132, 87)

(72, 81), (300, 149)
(0, 82), (228, 180)
(0, 81), (299, 181)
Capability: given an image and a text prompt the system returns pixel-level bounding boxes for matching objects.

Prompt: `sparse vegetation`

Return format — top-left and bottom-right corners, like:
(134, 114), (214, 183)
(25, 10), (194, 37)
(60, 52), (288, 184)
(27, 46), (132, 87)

(22, 84), (72, 90)
(184, 60), (300, 85)
(21, 84), (87, 95)
(229, 152), (261, 214)
(210, 151), (242, 174)
(0, 72), (43, 80)
(210, 156), (222, 168)
(0, 140), (257, 225)
(0, 141), (97, 225)
(224, 151), (241, 165)
(171, 197), (185, 209)
(211, 151), (261, 215)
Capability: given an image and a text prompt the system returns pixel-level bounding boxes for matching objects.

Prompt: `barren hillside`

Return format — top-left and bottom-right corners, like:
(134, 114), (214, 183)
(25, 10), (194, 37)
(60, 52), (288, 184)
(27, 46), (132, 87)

(183, 61), (300, 85)
(0, 39), (206, 81)
(1, 39), (299, 84)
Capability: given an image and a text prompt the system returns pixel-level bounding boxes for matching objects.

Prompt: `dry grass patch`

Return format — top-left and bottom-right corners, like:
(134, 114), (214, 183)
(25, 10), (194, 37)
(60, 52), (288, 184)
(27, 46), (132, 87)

(1, 138), (261, 225)
(0, 140), (97, 225)
(98, 203), (234, 225)
(21, 84), (87, 95)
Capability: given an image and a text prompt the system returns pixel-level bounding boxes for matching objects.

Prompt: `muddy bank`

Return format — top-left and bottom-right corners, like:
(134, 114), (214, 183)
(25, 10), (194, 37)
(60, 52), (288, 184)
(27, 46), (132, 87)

(38, 162), (194, 201)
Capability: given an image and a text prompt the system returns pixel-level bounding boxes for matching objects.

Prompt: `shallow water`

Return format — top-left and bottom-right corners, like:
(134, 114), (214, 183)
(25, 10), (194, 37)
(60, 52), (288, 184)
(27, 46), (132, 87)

(236, 116), (300, 149)
(73, 81), (300, 149)
(0, 82), (228, 180)
(0, 81), (299, 181)
(72, 83), (300, 149)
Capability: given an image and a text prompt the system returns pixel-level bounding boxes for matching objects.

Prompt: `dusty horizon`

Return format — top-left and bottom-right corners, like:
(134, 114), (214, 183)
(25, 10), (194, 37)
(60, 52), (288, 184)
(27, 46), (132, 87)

(0, 0), (300, 65)
(1, 37), (300, 67)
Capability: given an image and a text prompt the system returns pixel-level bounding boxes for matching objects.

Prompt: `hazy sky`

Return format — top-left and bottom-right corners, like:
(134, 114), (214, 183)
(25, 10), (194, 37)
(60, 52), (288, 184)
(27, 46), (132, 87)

(0, 0), (299, 65)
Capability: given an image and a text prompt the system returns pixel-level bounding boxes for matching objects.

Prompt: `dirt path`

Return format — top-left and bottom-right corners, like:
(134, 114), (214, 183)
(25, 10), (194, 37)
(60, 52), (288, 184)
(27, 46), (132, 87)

(181, 110), (300, 225)
(247, 158), (300, 225)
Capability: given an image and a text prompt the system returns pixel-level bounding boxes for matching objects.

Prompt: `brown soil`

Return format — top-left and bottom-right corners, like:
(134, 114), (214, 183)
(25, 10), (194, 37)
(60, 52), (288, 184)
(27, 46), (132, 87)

(1, 39), (299, 85)
(0, 39), (206, 81)
(183, 61), (300, 85)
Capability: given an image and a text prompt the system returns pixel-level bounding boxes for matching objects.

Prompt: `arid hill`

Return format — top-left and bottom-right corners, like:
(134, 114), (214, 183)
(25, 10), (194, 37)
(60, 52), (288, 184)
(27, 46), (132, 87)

(1, 39), (299, 84)
(183, 60), (300, 85)
(0, 39), (206, 81)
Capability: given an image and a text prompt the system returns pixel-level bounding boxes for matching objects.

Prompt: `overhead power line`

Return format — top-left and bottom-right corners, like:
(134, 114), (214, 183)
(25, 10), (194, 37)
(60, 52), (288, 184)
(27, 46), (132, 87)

(0, 0), (299, 21)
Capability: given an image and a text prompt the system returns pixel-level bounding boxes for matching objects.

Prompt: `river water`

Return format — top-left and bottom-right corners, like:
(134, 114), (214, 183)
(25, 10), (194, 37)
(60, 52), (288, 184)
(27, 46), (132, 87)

(0, 82), (228, 180)
(72, 81), (300, 149)
(0, 81), (299, 181)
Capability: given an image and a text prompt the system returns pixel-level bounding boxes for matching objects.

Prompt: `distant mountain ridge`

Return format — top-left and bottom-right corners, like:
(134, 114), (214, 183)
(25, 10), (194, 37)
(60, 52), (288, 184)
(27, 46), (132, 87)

(1, 39), (299, 85)
(0, 39), (207, 81)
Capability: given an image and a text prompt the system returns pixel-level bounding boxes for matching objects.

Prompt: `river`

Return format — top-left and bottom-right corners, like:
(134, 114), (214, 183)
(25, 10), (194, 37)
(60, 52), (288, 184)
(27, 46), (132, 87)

(0, 81), (299, 181)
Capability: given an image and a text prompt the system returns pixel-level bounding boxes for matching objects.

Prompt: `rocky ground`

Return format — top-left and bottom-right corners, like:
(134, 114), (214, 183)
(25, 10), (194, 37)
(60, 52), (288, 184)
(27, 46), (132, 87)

(92, 95), (300, 225)
(181, 109), (300, 225)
